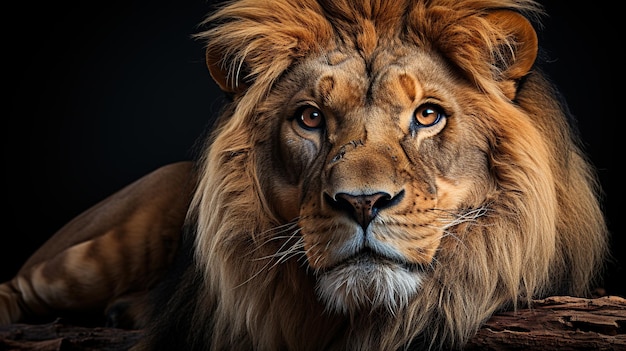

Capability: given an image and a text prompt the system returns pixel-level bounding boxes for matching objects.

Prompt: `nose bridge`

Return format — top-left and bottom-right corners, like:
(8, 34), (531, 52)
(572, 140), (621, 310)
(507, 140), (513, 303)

(329, 107), (392, 165)
(325, 125), (402, 196)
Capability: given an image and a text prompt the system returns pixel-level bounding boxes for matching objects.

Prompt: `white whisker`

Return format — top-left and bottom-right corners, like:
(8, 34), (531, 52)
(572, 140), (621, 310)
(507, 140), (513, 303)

(424, 206), (492, 251)
(236, 220), (307, 288)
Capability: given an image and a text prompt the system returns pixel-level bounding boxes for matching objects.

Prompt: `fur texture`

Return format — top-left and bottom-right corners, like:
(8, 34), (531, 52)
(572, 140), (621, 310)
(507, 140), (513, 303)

(136, 0), (608, 350)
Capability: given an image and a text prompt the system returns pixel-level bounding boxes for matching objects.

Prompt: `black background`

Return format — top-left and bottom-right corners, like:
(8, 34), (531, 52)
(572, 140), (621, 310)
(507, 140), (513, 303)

(3, 1), (622, 297)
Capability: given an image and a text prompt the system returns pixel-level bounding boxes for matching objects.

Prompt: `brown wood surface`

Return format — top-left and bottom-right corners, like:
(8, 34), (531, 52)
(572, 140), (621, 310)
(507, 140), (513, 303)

(465, 295), (626, 350)
(1, 296), (624, 350)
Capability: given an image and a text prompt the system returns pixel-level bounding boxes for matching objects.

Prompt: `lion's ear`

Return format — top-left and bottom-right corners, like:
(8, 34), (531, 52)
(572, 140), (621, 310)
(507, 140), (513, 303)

(485, 10), (538, 99)
(205, 48), (248, 95)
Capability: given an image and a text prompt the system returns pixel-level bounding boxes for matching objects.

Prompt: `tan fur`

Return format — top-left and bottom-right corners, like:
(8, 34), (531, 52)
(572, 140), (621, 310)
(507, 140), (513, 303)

(1, 1), (608, 350)
(0, 161), (195, 327)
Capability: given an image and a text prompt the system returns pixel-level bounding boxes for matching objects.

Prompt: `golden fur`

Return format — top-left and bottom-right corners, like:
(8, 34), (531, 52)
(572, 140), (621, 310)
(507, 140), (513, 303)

(137, 0), (608, 350)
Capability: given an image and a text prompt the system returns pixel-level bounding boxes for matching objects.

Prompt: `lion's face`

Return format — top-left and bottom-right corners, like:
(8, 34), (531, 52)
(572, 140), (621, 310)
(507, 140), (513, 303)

(259, 45), (494, 313)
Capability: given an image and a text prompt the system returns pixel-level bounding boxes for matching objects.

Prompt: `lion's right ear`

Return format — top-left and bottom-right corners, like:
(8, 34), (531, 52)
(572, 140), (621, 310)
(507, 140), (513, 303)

(206, 48), (248, 95)
(484, 10), (538, 99)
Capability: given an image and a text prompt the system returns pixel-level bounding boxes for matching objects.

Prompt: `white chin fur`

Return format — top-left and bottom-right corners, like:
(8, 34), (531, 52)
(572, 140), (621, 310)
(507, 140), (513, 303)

(315, 260), (423, 315)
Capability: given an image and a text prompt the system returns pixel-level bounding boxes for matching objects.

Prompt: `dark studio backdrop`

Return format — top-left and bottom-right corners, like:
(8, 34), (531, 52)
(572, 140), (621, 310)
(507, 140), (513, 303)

(4, 0), (622, 299)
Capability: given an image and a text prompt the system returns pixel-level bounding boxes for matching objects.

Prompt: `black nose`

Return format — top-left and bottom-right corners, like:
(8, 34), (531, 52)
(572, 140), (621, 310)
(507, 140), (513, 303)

(326, 190), (405, 229)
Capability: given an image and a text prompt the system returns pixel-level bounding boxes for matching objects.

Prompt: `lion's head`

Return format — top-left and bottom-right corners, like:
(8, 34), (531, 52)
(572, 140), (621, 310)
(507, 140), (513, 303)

(142, 0), (609, 350)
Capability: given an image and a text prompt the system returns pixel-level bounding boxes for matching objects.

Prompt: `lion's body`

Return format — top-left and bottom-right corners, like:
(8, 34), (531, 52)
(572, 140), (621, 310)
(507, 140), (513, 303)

(1, 0), (608, 350)
(0, 162), (195, 327)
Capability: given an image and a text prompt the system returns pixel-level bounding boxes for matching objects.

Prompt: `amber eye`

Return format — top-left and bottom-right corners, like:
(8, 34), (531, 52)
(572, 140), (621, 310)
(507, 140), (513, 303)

(296, 106), (325, 130)
(414, 104), (445, 127)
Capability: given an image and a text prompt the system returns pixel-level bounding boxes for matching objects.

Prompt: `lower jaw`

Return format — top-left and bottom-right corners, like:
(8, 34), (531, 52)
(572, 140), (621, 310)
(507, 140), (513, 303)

(314, 259), (424, 315)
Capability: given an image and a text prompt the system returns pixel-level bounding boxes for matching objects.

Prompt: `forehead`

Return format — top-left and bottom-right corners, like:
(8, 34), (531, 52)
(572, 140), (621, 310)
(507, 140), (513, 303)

(287, 46), (458, 108)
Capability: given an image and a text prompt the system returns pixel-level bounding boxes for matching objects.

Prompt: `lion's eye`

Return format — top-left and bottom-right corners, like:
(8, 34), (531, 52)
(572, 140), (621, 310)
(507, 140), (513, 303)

(414, 104), (445, 127)
(296, 106), (325, 130)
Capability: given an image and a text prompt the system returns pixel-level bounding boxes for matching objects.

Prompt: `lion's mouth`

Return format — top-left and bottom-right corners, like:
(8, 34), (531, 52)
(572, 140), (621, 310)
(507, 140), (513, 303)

(321, 248), (422, 274)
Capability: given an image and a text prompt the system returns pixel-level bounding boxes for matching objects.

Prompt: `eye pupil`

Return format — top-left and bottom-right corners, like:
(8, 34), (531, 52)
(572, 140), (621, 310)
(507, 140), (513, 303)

(299, 106), (324, 129)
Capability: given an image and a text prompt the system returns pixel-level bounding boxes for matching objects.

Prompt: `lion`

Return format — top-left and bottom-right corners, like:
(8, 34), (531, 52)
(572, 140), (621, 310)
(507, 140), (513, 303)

(1, 0), (609, 350)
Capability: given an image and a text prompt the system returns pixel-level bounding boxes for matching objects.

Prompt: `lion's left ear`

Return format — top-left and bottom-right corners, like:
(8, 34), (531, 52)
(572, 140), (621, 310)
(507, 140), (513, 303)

(205, 48), (248, 96)
(485, 10), (538, 99)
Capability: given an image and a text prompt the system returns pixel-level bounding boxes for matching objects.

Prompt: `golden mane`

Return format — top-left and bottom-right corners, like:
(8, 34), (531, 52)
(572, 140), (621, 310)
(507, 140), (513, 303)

(136, 1), (608, 350)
